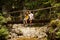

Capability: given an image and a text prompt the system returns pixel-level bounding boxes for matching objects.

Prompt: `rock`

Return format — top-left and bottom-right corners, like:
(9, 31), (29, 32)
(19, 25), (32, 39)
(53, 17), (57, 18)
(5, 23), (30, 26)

(12, 33), (17, 38)
(37, 32), (47, 38)
(8, 24), (48, 40)
(12, 24), (18, 29)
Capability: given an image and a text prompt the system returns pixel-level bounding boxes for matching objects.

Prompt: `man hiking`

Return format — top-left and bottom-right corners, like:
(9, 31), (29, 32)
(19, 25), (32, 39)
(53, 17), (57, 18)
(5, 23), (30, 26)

(29, 11), (34, 26)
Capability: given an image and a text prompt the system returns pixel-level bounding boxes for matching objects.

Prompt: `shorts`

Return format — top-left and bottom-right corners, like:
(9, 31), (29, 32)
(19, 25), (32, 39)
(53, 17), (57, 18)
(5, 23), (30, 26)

(29, 18), (33, 20)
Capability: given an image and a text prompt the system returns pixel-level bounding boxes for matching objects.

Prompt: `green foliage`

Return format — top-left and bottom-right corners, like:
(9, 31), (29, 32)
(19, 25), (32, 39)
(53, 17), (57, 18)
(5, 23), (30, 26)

(53, 3), (60, 7)
(49, 19), (60, 39)
(49, 27), (54, 33)
(0, 26), (9, 37)
(56, 29), (60, 38)
(55, 22), (60, 38)
(0, 16), (7, 24)
(0, 26), (9, 40)
(0, 13), (9, 40)
(24, 0), (51, 9)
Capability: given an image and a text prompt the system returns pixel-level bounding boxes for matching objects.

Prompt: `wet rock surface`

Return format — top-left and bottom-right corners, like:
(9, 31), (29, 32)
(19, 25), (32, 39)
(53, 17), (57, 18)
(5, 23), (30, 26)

(8, 24), (48, 40)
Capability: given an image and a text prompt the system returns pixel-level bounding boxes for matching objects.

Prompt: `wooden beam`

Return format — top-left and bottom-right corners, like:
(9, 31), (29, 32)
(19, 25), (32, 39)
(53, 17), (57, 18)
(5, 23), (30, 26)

(9, 6), (59, 13)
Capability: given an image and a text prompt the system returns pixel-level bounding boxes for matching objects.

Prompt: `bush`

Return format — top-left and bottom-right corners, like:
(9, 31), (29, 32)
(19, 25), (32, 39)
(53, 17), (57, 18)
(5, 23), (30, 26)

(0, 13), (9, 40)
(0, 15), (7, 24)
(0, 26), (9, 40)
(49, 19), (60, 39)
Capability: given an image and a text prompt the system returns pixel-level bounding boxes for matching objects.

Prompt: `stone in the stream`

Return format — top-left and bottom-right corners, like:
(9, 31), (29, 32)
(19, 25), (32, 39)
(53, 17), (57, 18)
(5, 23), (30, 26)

(8, 24), (13, 27)
(10, 32), (18, 38)
(18, 24), (24, 27)
(12, 24), (18, 28)
(37, 32), (47, 38)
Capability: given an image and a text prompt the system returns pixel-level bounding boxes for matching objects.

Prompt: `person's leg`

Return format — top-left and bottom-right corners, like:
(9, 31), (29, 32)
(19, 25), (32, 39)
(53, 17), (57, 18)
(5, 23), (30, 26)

(26, 20), (27, 24)
(30, 20), (32, 24)
(30, 20), (32, 26)
(23, 18), (26, 26)
(23, 20), (25, 27)
(23, 19), (28, 27)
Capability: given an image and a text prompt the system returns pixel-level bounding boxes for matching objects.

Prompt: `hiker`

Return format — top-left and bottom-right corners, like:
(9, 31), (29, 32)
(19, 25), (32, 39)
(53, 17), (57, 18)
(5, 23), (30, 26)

(29, 11), (34, 26)
(24, 11), (29, 26)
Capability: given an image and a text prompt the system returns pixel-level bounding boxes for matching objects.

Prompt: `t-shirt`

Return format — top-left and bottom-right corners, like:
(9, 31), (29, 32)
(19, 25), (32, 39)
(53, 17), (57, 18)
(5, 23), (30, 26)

(24, 15), (29, 20)
(29, 13), (34, 20)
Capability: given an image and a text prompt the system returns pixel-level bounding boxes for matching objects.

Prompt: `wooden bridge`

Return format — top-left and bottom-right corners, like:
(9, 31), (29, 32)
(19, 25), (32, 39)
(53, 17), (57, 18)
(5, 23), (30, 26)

(4, 6), (58, 24)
